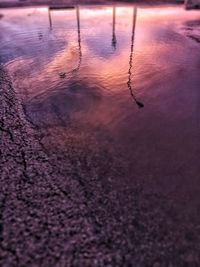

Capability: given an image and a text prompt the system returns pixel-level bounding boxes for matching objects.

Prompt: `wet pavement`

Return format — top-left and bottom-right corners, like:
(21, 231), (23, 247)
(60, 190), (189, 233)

(0, 4), (200, 267)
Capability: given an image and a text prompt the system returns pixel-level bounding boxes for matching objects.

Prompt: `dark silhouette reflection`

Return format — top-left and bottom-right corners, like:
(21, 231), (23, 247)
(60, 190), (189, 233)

(58, 6), (82, 78)
(48, 8), (52, 30)
(48, 6), (75, 30)
(72, 6), (82, 73)
(127, 8), (144, 108)
(112, 6), (117, 49)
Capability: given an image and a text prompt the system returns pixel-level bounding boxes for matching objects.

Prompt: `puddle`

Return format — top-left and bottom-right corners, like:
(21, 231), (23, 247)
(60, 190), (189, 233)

(0, 4), (200, 212)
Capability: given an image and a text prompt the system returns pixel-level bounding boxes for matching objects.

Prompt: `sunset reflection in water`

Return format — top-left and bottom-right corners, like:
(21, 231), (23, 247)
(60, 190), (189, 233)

(0, 5), (200, 192)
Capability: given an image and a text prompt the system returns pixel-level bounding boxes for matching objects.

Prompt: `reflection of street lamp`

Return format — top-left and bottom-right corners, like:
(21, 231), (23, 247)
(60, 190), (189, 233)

(72, 6), (82, 73)
(58, 6), (82, 78)
(112, 6), (117, 49)
(48, 8), (52, 30)
(48, 6), (75, 30)
(127, 7), (144, 108)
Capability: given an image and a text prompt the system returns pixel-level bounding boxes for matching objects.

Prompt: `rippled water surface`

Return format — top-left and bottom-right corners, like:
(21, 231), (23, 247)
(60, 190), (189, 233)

(0, 5), (200, 202)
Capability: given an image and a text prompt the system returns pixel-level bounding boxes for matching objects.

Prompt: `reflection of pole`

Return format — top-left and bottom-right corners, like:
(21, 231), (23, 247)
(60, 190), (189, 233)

(48, 8), (52, 30)
(72, 6), (82, 72)
(59, 6), (82, 78)
(112, 6), (117, 49)
(127, 8), (144, 108)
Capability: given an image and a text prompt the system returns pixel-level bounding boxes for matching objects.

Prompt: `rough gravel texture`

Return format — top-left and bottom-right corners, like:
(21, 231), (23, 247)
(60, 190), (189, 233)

(1, 65), (200, 266)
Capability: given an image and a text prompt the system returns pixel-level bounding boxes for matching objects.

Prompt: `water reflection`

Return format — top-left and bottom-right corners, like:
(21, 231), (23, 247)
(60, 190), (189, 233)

(182, 19), (200, 43)
(112, 6), (117, 49)
(74, 6), (82, 73)
(127, 7), (144, 108)
(58, 6), (82, 78)
(48, 8), (52, 30)
(48, 6), (75, 30)
(0, 5), (200, 196)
